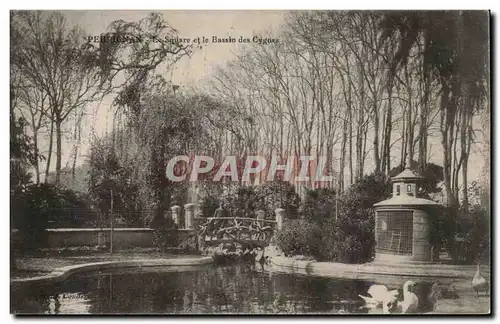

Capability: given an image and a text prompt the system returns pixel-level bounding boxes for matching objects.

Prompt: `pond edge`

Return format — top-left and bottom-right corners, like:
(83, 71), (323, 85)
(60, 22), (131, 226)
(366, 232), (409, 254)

(11, 257), (213, 290)
(268, 256), (489, 281)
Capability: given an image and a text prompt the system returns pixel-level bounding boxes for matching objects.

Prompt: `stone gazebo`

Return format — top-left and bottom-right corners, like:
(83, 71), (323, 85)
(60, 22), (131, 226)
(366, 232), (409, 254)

(373, 167), (440, 262)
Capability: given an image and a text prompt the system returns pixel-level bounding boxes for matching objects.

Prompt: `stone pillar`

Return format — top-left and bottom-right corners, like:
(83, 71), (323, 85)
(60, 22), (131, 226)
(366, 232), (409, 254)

(275, 208), (285, 231)
(170, 205), (181, 226)
(184, 203), (195, 229)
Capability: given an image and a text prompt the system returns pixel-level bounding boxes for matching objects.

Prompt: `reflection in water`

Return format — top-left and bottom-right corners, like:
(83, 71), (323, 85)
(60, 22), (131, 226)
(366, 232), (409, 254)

(12, 264), (378, 314)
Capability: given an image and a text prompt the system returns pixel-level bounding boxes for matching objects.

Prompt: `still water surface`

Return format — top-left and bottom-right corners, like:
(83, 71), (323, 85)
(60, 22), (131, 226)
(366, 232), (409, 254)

(12, 264), (377, 314)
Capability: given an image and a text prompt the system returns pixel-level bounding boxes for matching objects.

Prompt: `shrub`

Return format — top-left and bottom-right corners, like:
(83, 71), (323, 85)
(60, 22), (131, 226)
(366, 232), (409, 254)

(219, 182), (300, 220)
(152, 229), (179, 252)
(443, 205), (490, 264)
(254, 182), (300, 219)
(220, 185), (258, 218)
(428, 205), (457, 253)
(12, 183), (60, 251)
(49, 189), (98, 227)
(275, 219), (322, 258)
(200, 195), (219, 217)
(319, 210), (375, 263)
(318, 173), (390, 263)
(299, 187), (337, 226)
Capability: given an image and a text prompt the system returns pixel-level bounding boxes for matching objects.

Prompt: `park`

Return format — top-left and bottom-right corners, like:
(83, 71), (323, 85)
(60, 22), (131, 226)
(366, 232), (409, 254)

(10, 10), (490, 315)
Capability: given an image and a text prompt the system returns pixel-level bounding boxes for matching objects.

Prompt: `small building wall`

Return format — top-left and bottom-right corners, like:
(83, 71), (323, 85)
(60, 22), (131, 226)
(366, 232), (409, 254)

(412, 209), (431, 261)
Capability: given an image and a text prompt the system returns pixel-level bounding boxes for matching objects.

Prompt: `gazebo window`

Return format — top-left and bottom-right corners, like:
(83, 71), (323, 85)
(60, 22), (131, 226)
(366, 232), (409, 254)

(396, 185), (400, 196)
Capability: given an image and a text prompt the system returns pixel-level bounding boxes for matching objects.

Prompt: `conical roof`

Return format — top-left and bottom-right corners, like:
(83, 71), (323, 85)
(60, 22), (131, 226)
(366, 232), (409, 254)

(373, 195), (440, 207)
(391, 168), (424, 182)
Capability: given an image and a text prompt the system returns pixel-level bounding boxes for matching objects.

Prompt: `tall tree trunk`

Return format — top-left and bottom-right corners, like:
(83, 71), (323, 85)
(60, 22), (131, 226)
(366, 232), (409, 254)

(45, 119), (54, 182)
(373, 97), (380, 174)
(338, 118), (348, 192)
(418, 58), (430, 173)
(383, 77), (393, 174)
(33, 132), (40, 184)
(55, 118), (62, 185)
(348, 107), (353, 185)
(440, 81), (457, 207)
(151, 139), (167, 228)
(405, 65), (415, 165)
(356, 59), (366, 180)
(460, 90), (473, 211)
(71, 129), (81, 182)
(401, 109), (406, 168)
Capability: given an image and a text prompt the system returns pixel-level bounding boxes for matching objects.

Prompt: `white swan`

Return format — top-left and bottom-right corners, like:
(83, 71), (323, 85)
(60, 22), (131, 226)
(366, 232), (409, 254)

(472, 263), (488, 297)
(402, 280), (419, 313)
(359, 284), (399, 311)
(385, 280), (419, 314)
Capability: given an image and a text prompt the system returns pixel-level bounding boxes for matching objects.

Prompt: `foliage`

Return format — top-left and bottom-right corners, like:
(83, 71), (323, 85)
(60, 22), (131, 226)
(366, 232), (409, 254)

(435, 205), (490, 264)
(12, 183), (97, 250)
(220, 186), (258, 218)
(87, 138), (142, 227)
(10, 112), (35, 193)
(114, 86), (219, 228)
(12, 184), (59, 251)
(319, 173), (391, 263)
(319, 212), (374, 264)
(255, 182), (300, 219)
(219, 182), (300, 219)
(299, 187), (336, 226)
(46, 164), (91, 194)
(343, 173), (392, 209)
(200, 195), (220, 217)
(152, 229), (178, 252)
(48, 189), (98, 227)
(275, 219), (322, 258)
(177, 234), (199, 253)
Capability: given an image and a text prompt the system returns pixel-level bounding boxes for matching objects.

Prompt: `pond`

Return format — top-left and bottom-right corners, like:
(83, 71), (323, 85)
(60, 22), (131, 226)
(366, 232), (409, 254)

(11, 264), (386, 314)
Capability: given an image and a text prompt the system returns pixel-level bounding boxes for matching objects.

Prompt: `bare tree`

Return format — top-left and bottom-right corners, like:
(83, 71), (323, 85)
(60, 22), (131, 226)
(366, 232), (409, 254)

(12, 11), (108, 184)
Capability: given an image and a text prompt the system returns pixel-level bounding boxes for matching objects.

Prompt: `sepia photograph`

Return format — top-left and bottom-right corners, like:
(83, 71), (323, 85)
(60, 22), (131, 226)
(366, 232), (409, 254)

(9, 9), (491, 315)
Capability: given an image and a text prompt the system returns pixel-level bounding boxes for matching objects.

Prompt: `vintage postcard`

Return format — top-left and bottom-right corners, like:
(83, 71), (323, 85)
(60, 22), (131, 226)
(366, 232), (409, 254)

(10, 10), (491, 315)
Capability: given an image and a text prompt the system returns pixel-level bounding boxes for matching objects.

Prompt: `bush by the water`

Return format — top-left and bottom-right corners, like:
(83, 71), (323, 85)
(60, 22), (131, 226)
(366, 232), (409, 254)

(152, 228), (179, 252)
(316, 173), (390, 263)
(319, 211), (375, 263)
(12, 183), (96, 252)
(439, 205), (490, 264)
(299, 187), (337, 226)
(275, 219), (322, 258)
(218, 182), (300, 219)
(274, 173), (391, 263)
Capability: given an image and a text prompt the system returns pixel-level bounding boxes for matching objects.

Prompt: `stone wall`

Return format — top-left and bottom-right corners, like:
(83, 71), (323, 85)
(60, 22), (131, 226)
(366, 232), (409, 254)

(11, 203), (283, 252)
(11, 228), (196, 250)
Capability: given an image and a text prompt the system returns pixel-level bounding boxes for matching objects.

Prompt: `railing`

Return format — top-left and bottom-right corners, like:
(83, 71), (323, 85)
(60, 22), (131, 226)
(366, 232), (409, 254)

(198, 217), (278, 247)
